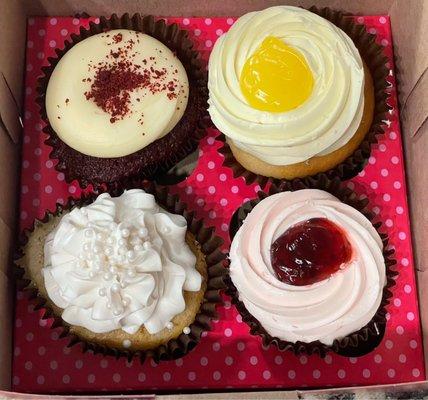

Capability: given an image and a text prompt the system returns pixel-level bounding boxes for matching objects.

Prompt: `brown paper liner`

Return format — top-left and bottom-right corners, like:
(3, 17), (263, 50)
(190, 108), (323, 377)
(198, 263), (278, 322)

(227, 175), (397, 357)
(218, 6), (390, 187)
(14, 185), (228, 364)
(37, 14), (209, 191)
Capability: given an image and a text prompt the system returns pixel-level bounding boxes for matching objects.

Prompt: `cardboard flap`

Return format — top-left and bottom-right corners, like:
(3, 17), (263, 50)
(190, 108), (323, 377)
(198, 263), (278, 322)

(0, 74), (22, 144)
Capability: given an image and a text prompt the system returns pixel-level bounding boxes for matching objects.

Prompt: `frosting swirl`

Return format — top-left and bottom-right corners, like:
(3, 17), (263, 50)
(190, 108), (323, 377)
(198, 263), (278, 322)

(43, 189), (201, 335)
(208, 6), (365, 165)
(230, 190), (385, 345)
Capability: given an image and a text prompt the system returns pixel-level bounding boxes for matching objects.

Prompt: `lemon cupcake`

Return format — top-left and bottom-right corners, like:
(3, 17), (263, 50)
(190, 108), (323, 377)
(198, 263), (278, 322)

(209, 6), (383, 181)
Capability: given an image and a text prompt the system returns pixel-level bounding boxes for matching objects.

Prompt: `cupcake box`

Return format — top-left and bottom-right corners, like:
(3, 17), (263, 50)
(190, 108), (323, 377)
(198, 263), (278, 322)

(0, 1), (427, 398)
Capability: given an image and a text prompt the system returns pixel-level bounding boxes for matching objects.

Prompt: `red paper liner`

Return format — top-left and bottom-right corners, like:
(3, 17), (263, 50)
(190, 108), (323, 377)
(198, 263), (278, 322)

(227, 175), (397, 358)
(37, 14), (209, 191)
(218, 6), (390, 187)
(14, 184), (228, 364)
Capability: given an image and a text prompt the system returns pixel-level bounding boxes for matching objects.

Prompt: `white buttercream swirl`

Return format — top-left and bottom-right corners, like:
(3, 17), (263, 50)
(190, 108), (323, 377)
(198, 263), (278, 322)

(208, 6), (365, 165)
(43, 189), (201, 335)
(230, 189), (385, 345)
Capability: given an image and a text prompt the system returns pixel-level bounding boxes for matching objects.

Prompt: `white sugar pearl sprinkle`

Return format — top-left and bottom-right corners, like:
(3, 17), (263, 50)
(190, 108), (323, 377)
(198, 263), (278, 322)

(183, 327), (191, 334)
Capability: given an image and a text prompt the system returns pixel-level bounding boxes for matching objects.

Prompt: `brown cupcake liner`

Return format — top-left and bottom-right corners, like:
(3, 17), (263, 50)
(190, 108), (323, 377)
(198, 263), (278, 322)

(218, 6), (390, 187)
(37, 14), (209, 192)
(14, 184), (228, 364)
(227, 175), (397, 358)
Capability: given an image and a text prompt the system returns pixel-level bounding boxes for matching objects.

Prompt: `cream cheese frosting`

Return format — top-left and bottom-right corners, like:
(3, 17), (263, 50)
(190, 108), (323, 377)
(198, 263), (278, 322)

(229, 189), (385, 345)
(43, 189), (201, 335)
(208, 6), (365, 165)
(46, 30), (189, 158)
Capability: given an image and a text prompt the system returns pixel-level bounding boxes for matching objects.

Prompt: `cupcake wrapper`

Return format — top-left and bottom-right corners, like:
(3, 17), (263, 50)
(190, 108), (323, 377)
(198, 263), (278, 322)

(14, 185), (228, 364)
(227, 175), (397, 357)
(219, 6), (390, 186)
(37, 14), (209, 191)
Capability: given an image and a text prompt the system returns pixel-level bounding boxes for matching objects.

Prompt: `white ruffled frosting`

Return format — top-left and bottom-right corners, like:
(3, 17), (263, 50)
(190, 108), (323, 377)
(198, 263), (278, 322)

(230, 189), (385, 345)
(43, 189), (201, 335)
(208, 6), (365, 165)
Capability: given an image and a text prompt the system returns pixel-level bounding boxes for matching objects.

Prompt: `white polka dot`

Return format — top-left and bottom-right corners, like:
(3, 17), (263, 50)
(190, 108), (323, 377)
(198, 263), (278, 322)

(221, 223), (229, 232)
(394, 298), (401, 307)
(324, 355), (332, 364)
(347, 182), (355, 190)
(227, 18), (234, 25)
(219, 173), (227, 181)
(250, 356), (258, 365)
(33, 173), (41, 181)
(381, 168), (389, 177)
(224, 328), (233, 337)
(194, 29), (201, 36)
(50, 17), (58, 25)
(57, 173), (65, 181)
(62, 375), (70, 384)
(385, 219), (393, 228)
(263, 370), (271, 380)
(175, 358), (183, 367)
(50, 360), (58, 370)
(407, 312), (415, 321)
(37, 52), (45, 60)
(374, 354), (382, 363)
(220, 198), (228, 206)
(182, 18), (190, 25)
(225, 356), (233, 366)
(196, 198), (204, 207)
(391, 156), (399, 164)
(88, 374), (96, 384)
(370, 181), (378, 189)
(14, 347), (21, 357)
(56, 198), (64, 205)
(49, 40), (57, 48)
(212, 342), (220, 351)
(185, 186), (192, 194)
(363, 369), (371, 378)
(410, 339), (418, 349)
(288, 370), (296, 379)
(44, 185), (53, 194)
(359, 170), (365, 177)
(213, 371), (221, 381)
(38, 29), (46, 37)
(37, 375), (45, 385)
(26, 332), (34, 342)
(349, 357), (357, 364)
(398, 353), (407, 363)
(208, 186), (216, 194)
(25, 361), (32, 370)
(394, 206), (403, 215)
(390, 131), (397, 140)
(63, 346), (71, 355)
(402, 258), (409, 267)
(200, 356), (208, 366)
(38, 346), (46, 356)
(100, 359), (108, 368)
(238, 370), (246, 380)
(379, 144), (387, 152)
(204, 18), (212, 25)
(163, 372), (171, 382)
(113, 373), (121, 383)
(412, 368), (421, 378)
(383, 193), (391, 202)
(27, 41), (34, 49)
(207, 161), (215, 169)
(386, 312), (391, 321)
(237, 342), (245, 351)
(369, 28), (377, 34)
(196, 173), (204, 182)
(404, 284), (412, 294)
(399, 231), (407, 240)
(385, 340), (394, 349)
(274, 355), (283, 365)
(72, 18), (79, 25)
(235, 314), (242, 323)
(299, 355), (307, 365)
(372, 206), (380, 215)
(205, 40), (213, 48)
(231, 185), (239, 194)
(313, 369), (321, 379)
(381, 39), (389, 47)
(188, 371), (196, 381)
(368, 156), (376, 165)
(379, 16), (387, 24)
(45, 160), (54, 168)
(388, 369), (395, 378)
(68, 186), (76, 194)
(357, 16), (365, 23)
(61, 29), (68, 36)
(207, 137), (215, 145)
(216, 29), (223, 36)
(338, 369), (346, 379)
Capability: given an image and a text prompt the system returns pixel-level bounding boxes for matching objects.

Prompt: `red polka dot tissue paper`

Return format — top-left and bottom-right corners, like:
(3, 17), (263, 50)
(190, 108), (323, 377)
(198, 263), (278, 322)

(13, 15), (424, 393)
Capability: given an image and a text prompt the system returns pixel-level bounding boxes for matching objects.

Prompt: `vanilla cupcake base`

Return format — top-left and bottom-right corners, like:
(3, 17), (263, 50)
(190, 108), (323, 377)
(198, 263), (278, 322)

(227, 65), (374, 180)
(18, 213), (207, 352)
